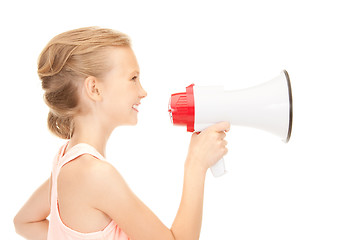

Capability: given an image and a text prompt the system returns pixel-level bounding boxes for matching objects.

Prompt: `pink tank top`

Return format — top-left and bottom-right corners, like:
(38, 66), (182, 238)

(48, 142), (130, 240)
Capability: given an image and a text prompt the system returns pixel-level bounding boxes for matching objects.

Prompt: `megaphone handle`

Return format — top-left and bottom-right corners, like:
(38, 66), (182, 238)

(210, 158), (226, 177)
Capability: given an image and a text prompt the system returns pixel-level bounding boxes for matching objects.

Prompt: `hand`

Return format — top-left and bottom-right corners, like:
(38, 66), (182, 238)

(186, 122), (230, 173)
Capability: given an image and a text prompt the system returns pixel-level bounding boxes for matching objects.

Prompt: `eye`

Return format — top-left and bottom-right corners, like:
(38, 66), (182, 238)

(131, 76), (138, 82)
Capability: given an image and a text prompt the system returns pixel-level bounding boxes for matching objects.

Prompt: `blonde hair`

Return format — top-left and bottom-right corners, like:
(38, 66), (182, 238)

(38, 27), (131, 139)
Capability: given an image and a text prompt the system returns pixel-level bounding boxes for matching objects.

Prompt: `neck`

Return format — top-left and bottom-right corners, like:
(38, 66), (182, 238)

(67, 113), (115, 157)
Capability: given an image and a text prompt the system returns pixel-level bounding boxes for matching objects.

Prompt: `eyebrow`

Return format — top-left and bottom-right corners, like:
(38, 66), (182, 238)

(129, 70), (140, 76)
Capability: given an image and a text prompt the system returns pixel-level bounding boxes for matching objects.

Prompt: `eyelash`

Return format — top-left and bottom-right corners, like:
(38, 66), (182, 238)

(131, 76), (138, 82)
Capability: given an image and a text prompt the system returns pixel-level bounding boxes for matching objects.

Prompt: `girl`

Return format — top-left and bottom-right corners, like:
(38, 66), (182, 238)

(13, 27), (230, 240)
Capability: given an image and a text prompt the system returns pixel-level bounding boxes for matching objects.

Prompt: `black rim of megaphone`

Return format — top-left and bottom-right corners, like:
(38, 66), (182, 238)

(283, 69), (293, 143)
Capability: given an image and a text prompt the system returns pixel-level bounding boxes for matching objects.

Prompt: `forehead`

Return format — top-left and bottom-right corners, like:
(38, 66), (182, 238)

(106, 46), (139, 75)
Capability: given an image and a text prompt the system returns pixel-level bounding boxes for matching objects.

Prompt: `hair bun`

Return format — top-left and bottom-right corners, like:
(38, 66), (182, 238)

(38, 27), (131, 139)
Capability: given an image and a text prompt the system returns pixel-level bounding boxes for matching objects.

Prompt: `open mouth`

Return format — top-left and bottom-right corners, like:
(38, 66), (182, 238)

(132, 104), (139, 112)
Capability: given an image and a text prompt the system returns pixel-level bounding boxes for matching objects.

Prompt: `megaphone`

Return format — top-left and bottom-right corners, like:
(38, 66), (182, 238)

(168, 70), (293, 177)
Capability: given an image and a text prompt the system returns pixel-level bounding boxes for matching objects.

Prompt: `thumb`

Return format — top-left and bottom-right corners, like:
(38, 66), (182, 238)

(208, 121), (231, 132)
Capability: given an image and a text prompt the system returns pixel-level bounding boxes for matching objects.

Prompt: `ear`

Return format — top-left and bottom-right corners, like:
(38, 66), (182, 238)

(84, 76), (103, 101)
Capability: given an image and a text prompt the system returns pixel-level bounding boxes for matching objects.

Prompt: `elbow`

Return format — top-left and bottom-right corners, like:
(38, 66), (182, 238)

(13, 214), (22, 234)
(13, 218), (20, 234)
(13, 213), (26, 235)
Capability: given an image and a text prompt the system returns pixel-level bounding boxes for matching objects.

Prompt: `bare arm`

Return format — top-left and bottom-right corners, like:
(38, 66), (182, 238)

(14, 177), (51, 240)
(90, 122), (230, 240)
(171, 122), (230, 239)
(170, 161), (206, 240)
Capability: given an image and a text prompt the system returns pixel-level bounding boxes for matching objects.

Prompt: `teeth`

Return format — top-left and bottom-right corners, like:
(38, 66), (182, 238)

(132, 104), (139, 110)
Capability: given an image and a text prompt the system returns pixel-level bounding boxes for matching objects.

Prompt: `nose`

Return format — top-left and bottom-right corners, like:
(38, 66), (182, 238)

(140, 90), (147, 98)
(139, 84), (147, 99)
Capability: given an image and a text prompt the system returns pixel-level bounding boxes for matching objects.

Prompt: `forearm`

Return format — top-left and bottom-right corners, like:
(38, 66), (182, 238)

(14, 178), (50, 240)
(171, 160), (207, 240)
(14, 219), (49, 240)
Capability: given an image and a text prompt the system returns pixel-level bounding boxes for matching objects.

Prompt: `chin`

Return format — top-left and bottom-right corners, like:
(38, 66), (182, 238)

(128, 118), (138, 125)
(115, 118), (138, 127)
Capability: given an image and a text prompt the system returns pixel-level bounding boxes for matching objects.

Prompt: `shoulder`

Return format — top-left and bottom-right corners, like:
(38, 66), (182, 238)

(71, 155), (132, 211)
(59, 154), (127, 198)
(82, 155), (126, 189)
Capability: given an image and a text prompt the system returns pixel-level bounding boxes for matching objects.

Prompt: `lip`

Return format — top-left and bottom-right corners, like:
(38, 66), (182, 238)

(132, 103), (140, 112)
(132, 107), (139, 112)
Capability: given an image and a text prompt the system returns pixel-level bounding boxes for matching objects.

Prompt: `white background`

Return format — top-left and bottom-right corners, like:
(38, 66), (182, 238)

(1, 0), (359, 239)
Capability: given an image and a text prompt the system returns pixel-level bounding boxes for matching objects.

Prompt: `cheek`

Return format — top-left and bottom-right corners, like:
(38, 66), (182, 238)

(104, 87), (132, 113)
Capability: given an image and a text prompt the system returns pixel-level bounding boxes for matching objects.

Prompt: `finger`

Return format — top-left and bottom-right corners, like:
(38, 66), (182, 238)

(223, 147), (228, 156)
(218, 140), (228, 151)
(218, 132), (226, 140)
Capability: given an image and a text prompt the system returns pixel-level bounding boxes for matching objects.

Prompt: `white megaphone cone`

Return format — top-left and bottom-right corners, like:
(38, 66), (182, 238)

(168, 70), (293, 177)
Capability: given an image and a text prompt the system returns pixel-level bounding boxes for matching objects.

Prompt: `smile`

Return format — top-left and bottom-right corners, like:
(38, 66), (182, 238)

(132, 104), (139, 112)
